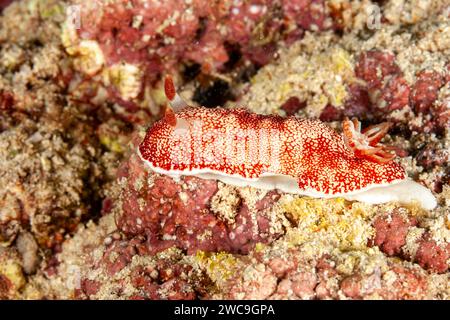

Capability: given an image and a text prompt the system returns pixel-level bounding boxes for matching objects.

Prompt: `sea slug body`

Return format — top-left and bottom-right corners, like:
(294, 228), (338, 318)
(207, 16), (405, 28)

(138, 76), (437, 210)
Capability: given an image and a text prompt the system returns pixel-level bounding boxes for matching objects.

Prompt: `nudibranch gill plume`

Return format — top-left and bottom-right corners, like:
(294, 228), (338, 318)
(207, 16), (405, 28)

(138, 76), (437, 210)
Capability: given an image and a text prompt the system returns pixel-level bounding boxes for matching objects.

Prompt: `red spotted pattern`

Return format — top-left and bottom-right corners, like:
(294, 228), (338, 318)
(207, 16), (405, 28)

(139, 107), (406, 195)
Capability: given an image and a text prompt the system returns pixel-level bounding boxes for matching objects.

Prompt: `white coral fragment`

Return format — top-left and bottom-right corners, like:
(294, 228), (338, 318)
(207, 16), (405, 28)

(105, 63), (143, 100)
(70, 40), (105, 76)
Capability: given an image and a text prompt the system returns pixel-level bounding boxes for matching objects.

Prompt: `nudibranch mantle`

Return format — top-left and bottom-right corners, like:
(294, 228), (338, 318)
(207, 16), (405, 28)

(138, 76), (437, 210)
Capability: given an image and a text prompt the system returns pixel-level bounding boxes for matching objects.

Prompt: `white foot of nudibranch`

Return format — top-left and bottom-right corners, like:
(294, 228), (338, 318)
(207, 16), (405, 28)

(343, 178), (437, 210)
(142, 163), (437, 211)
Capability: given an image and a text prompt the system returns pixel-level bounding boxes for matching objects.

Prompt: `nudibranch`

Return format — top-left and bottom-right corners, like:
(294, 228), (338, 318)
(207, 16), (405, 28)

(138, 76), (437, 210)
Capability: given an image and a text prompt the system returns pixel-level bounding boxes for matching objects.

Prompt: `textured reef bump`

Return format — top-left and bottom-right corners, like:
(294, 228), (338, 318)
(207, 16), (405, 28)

(370, 209), (450, 274)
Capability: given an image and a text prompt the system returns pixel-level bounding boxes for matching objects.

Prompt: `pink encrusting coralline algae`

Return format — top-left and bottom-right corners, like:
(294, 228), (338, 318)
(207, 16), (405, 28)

(138, 77), (437, 210)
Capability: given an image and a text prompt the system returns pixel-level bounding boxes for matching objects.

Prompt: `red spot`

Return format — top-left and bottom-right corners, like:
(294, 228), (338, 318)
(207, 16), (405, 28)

(369, 211), (417, 256)
(164, 75), (176, 101)
(80, 279), (101, 296)
(319, 104), (342, 122)
(416, 235), (450, 273)
(0, 91), (14, 111)
(101, 198), (113, 216)
(164, 105), (177, 127)
(355, 50), (400, 89)
(341, 275), (363, 299)
(343, 84), (371, 118)
(0, 274), (13, 299)
(410, 70), (444, 114)
(280, 97), (306, 116)
(378, 75), (410, 111)
(0, 0), (14, 12)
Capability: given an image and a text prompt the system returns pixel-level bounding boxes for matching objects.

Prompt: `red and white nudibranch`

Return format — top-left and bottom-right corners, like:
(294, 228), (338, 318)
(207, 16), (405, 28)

(138, 76), (437, 210)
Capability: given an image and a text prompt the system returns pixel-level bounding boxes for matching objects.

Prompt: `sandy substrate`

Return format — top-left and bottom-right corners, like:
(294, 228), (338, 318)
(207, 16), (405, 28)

(0, 0), (448, 300)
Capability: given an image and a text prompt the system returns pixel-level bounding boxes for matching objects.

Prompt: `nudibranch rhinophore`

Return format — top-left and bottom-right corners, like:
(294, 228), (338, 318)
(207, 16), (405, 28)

(138, 76), (437, 210)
